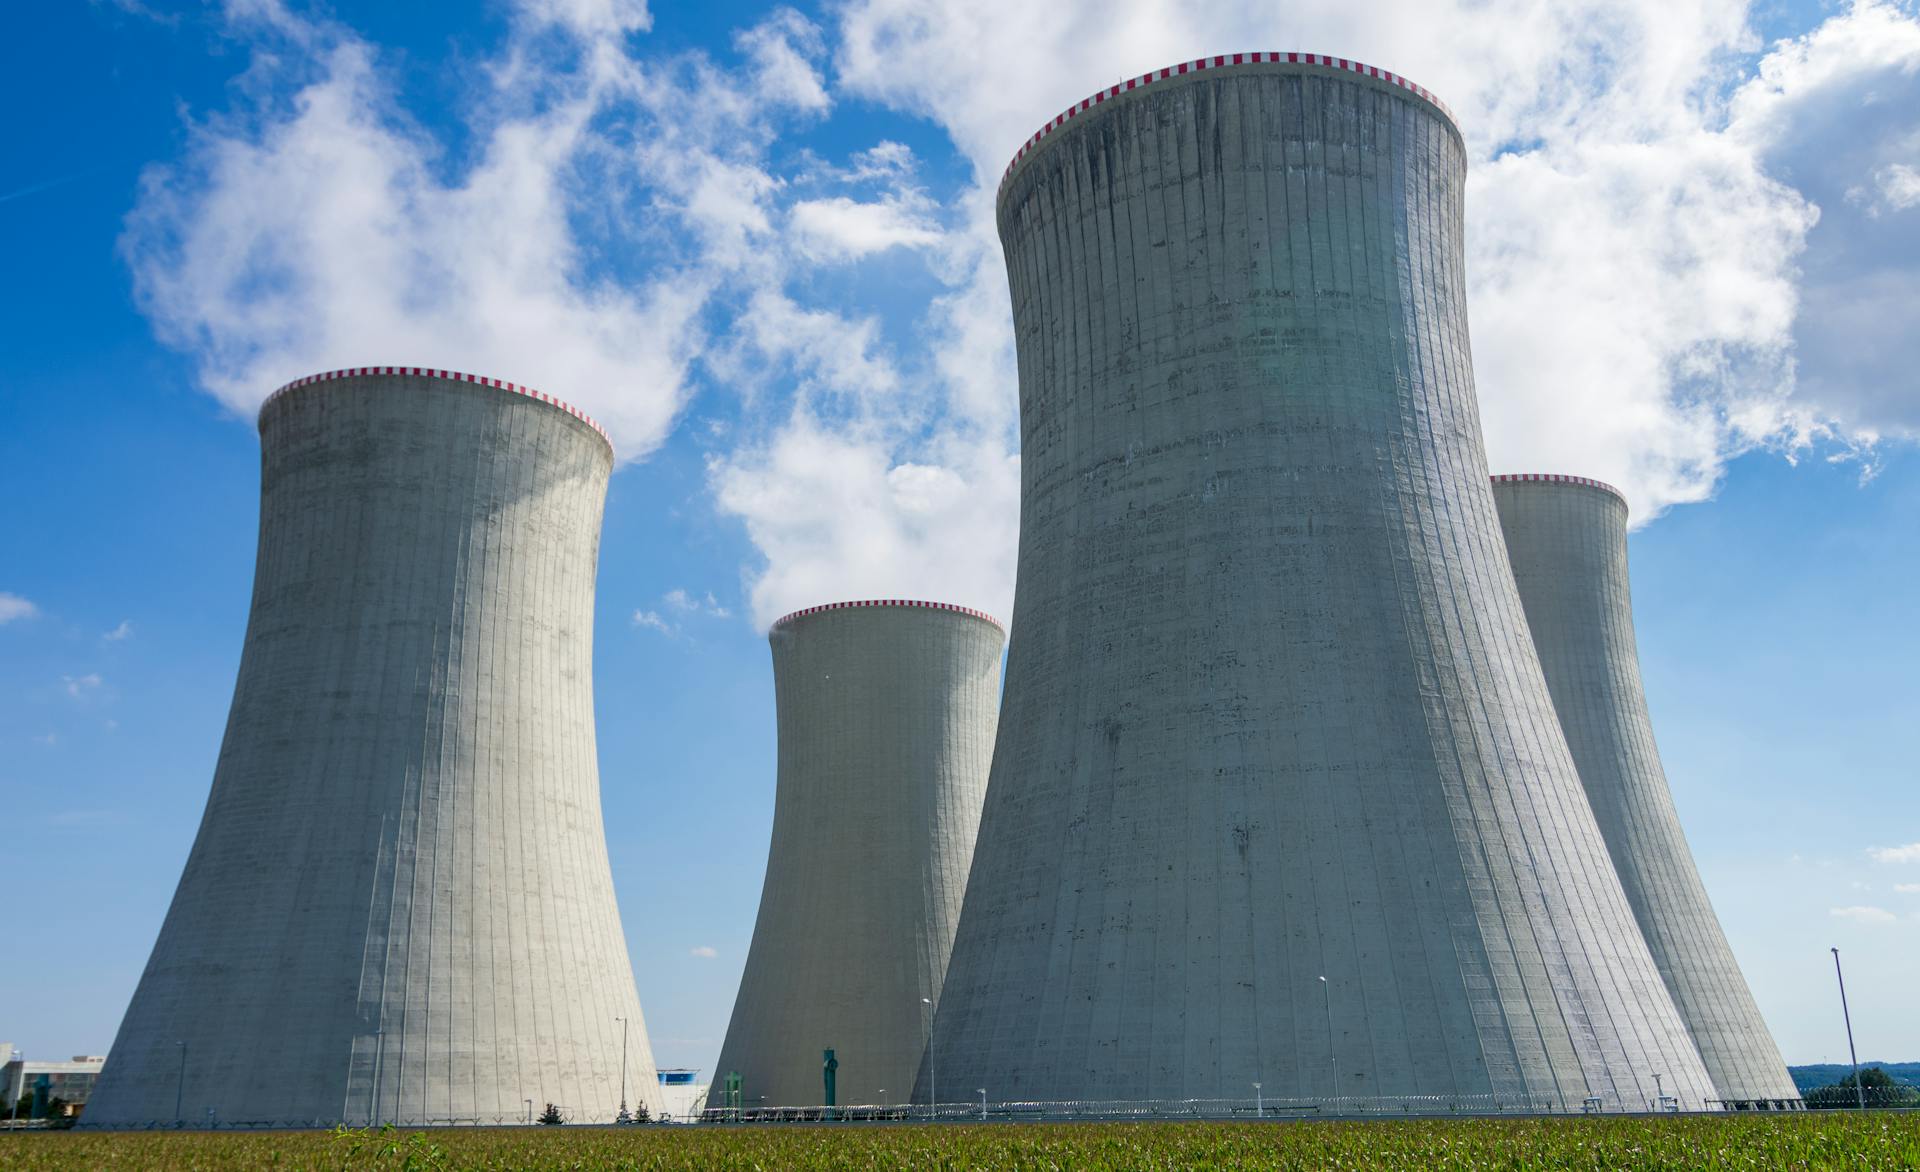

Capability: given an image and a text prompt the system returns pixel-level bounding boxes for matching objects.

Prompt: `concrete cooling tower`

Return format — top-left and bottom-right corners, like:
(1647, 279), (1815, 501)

(712, 600), (1004, 1110)
(85, 367), (659, 1127)
(925, 54), (1715, 1112)
(1491, 474), (1800, 1109)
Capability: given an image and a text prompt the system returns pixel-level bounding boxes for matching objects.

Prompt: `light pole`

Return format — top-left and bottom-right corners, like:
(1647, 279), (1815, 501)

(615, 1016), (630, 1121)
(1653, 1072), (1664, 1111)
(1253, 1082), (1262, 1118)
(921, 996), (936, 1121)
(525, 1099), (533, 1125)
(10, 1054), (24, 1128)
(1832, 947), (1865, 1110)
(977, 1088), (987, 1121)
(174, 1042), (187, 1127)
(879, 1088), (887, 1114)
(1318, 976), (1337, 1104)
(371, 1028), (384, 1129)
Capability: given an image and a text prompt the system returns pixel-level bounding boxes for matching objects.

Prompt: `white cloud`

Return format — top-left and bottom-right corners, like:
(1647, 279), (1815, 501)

(1869, 843), (1920, 864)
(789, 195), (944, 262)
(64, 673), (103, 699)
(103, 620), (134, 642)
(1831, 905), (1900, 924)
(1877, 163), (1920, 212)
(689, 945), (718, 958)
(663, 588), (731, 619)
(1895, 883), (1920, 894)
(632, 609), (673, 635)
(123, 0), (833, 462)
(0, 593), (38, 624)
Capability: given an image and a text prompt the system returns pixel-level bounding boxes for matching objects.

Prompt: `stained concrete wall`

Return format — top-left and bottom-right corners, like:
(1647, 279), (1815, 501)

(84, 369), (660, 1127)
(925, 56), (1714, 1111)
(1492, 475), (1800, 1107)
(712, 601), (1004, 1109)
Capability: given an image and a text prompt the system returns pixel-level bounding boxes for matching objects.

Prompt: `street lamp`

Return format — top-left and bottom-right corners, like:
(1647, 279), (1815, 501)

(615, 1016), (630, 1121)
(921, 997), (937, 1121)
(525, 1099), (534, 1125)
(1832, 947), (1865, 1111)
(174, 1042), (187, 1128)
(977, 1088), (987, 1121)
(1318, 976), (1337, 1104)
(1253, 1082), (1262, 1117)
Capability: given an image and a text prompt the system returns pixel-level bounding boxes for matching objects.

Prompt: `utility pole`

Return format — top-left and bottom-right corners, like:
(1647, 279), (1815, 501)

(1832, 947), (1866, 1110)
(977, 1088), (986, 1120)
(1319, 976), (1337, 1104)
(1253, 1082), (1262, 1117)
(174, 1042), (187, 1127)
(615, 1017), (629, 1121)
(921, 997), (936, 1121)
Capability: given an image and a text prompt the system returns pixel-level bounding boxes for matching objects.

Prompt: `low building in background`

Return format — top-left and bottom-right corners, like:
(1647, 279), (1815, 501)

(655, 1069), (707, 1122)
(2, 1044), (107, 1118)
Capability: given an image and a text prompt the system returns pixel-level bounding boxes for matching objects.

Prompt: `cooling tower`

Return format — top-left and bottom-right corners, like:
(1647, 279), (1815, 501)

(1491, 474), (1799, 1109)
(85, 367), (659, 1127)
(712, 600), (1004, 1109)
(925, 53), (1714, 1112)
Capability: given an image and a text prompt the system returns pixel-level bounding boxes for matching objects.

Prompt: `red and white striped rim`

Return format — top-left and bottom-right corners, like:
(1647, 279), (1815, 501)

(771, 598), (1004, 634)
(1490, 473), (1627, 504)
(999, 52), (1456, 199)
(259, 366), (613, 453)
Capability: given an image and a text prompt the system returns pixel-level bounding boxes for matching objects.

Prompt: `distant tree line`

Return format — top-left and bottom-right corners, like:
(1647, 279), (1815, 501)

(1805, 1067), (1920, 1109)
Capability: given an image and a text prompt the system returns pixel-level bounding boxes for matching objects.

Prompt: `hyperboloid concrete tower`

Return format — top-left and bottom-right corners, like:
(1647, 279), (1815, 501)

(926, 53), (1714, 1112)
(1491, 474), (1799, 1109)
(713, 600), (1004, 1109)
(86, 367), (659, 1127)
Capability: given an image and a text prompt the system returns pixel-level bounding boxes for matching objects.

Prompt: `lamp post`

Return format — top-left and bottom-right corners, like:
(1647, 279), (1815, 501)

(174, 1042), (187, 1128)
(1832, 947), (1865, 1110)
(615, 1016), (630, 1121)
(1318, 976), (1337, 1104)
(525, 1099), (533, 1125)
(1653, 1071), (1664, 1112)
(1253, 1082), (1262, 1118)
(370, 1028), (384, 1129)
(921, 997), (936, 1121)
(977, 1088), (987, 1121)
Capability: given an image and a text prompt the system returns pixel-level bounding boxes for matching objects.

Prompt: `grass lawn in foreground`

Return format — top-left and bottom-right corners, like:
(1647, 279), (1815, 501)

(2, 1114), (1916, 1170)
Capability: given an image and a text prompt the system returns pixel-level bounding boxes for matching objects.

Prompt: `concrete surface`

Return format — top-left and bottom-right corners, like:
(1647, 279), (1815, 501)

(926, 58), (1715, 1111)
(84, 369), (660, 1127)
(712, 601), (1004, 1109)
(1492, 475), (1801, 1108)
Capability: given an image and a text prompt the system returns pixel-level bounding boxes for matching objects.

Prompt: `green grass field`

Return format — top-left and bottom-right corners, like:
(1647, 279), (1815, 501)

(3, 1115), (1918, 1171)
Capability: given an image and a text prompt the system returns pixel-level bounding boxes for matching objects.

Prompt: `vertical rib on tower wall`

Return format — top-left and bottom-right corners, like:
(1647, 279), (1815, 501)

(84, 369), (659, 1127)
(712, 601), (1004, 1108)
(1492, 475), (1800, 1107)
(926, 55), (1714, 1111)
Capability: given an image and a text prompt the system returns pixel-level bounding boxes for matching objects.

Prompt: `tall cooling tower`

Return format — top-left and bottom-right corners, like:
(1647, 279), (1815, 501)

(1491, 474), (1799, 1109)
(926, 54), (1714, 1111)
(713, 600), (1004, 1109)
(86, 367), (659, 1127)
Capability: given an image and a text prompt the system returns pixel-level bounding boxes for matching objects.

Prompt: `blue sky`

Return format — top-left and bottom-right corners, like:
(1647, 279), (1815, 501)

(2, 0), (1918, 1078)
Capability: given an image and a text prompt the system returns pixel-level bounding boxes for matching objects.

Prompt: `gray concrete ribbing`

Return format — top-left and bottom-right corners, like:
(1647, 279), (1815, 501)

(925, 56), (1714, 1111)
(1492, 475), (1800, 1108)
(84, 369), (659, 1127)
(711, 601), (1004, 1109)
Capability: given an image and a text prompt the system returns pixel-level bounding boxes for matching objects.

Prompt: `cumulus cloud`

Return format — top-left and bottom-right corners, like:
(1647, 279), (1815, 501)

(123, 0), (1920, 632)
(123, 0), (833, 460)
(664, 589), (731, 618)
(1830, 905), (1900, 924)
(103, 620), (134, 642)
(689, 945), (718, 958)
(1895, 883), (1920, 894)
(0, 593), (36, 624)
(64, 673), (103, 699)
(1869, 842), (1920, 864)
